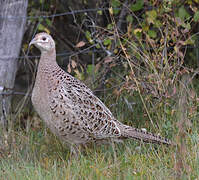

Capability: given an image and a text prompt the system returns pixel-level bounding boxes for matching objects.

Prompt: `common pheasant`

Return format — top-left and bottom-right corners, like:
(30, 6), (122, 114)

(29, 32), (172, 152)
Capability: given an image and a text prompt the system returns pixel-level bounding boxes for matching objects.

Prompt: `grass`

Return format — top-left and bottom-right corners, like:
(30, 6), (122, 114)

(1, 63), (199, 180)
(0, 114), (198, 180)
(1, 77), (199, 179)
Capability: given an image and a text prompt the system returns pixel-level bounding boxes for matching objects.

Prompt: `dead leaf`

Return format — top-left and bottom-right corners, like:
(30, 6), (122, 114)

(133, 28), (142, 35)
(75, 41), (86, 48)
(104, 57), (113, 63)
(71, 60), (77, 68)
(110, 63), (116, 68)
(109, 7), (113, 15)
(67, 64), (71, 73)
(74, 69), (82, 80)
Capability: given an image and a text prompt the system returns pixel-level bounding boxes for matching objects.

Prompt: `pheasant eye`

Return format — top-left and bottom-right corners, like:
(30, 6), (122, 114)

(42, 37), (46, 41)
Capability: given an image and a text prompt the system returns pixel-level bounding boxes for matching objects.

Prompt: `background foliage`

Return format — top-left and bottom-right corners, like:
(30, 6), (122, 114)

(20, 0), (199, 132)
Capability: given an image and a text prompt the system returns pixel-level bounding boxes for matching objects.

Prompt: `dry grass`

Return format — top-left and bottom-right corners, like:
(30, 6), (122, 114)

(0, 108), (198, 180)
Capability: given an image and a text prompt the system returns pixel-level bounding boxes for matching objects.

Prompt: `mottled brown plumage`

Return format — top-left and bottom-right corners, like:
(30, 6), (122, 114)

(29, 32), (172, 151)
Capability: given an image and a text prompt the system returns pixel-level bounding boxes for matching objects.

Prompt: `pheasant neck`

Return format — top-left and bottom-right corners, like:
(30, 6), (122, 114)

(38, 49), (58, 72)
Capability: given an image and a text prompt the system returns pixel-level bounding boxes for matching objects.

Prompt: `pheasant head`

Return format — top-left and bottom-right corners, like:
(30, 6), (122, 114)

(29, 32), (55, 52)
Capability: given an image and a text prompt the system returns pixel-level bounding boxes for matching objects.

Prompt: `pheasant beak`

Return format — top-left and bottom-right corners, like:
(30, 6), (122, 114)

(29, 37), (39, 46)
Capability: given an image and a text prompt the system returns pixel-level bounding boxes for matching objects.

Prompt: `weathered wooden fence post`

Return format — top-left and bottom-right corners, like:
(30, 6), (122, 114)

(0, 0), (28, 128)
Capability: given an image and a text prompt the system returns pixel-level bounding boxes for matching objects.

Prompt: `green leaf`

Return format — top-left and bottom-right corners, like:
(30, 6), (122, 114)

(85, 31), (91, 39)
(134, 29), (142, 39)
(85, 31), (92, 43)
(103, 39), (112, 46)
(38, 24), (45, 31)
(194, 11), (199, 22)
(131, 0), (144, 12)
(45, 19), (52, 26)
(181, 22), (191, 30)
(87, 64), (94, 74)
(96, 43), (100, 49)
(154, 20), (162, 28)
(97, 10), (102, 15)
(185, 38), (195, 45)
(148, 30), (157, 38)
(142, 23), (149, 31)
(126, 15), (133, 23)
(111, 0), (120, 7)
(146, 10), (157, 24)
(178, 6), (190, 20)
(107, 24), (113, 30)
(113, 9), (120, 15)
(111, 0), (120, 14)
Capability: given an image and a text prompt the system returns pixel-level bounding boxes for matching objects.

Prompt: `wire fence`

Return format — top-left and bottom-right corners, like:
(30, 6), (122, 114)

(0, 6), (199, 98)
(0, 7), (116, 20)
(1, 6), (199, 61)
(18, 49), (104, 60)
(0, 7), (119, 62)
(0, 4), (199, 129)
(0, 7), (121, 97)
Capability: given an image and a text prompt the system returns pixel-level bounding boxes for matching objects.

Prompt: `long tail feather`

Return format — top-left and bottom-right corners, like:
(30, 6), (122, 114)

(122, 126), (172, 145)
